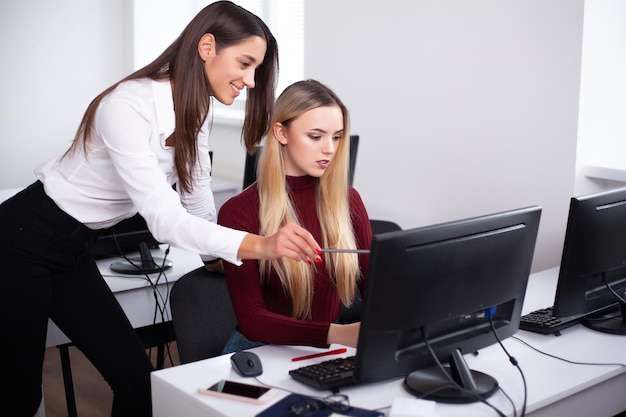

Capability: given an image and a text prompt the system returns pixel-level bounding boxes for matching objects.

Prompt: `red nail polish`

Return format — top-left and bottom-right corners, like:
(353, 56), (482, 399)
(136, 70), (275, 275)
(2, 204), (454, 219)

(316, 248), (322, 255)
(307, 259), (313, 265)
(315, 256), (323, 264)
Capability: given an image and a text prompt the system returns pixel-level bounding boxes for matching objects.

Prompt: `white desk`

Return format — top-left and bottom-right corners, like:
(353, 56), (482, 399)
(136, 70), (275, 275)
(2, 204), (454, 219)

(150, 267), (626, 417)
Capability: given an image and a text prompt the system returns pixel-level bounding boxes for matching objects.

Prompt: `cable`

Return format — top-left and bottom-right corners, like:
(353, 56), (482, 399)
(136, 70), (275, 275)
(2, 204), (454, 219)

(497, 385), (518, 417)
(145, 245), (175, 366)
(487, 310), (527, 417)
(512, 336), (626, 368)
(112, 233), (176, 367)
(602, 273), (626, 304)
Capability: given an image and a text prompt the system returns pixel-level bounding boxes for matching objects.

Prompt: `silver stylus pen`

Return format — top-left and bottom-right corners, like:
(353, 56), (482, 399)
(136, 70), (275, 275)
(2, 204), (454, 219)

(320, 249), (370, 254)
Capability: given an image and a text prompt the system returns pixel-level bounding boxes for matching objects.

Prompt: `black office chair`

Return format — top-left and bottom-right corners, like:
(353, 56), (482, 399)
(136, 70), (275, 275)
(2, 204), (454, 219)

(348, 134), (359, 186)
(242, 146), (261, 190)
(169, 267), (237, 364)
(369, 219), (402, 235)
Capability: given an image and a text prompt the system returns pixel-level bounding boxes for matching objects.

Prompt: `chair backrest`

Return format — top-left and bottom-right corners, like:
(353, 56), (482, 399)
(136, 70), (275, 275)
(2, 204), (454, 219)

(170, 267), (237, 364)
(348, 134), (359, 186)
(242, 135), (360, 190)
(369, 219), (402, 235)
(242, 146), (261, 190)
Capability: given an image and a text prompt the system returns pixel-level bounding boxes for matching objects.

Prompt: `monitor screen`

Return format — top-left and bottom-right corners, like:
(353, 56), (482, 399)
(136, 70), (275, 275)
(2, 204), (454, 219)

(552, 187), (626, 334)
(354, 206), (541, 403)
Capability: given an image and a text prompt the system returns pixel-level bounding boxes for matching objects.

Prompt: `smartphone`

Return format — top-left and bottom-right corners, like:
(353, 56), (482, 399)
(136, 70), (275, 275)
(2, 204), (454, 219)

(198, 379), (278, 404)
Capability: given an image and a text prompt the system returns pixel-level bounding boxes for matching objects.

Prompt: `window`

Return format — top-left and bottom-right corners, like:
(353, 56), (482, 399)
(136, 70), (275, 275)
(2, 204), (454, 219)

(133, 0), (304, 123)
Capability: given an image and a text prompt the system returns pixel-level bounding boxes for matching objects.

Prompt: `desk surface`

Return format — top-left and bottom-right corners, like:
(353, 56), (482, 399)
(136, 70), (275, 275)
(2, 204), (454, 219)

(150, 267), (626, 417)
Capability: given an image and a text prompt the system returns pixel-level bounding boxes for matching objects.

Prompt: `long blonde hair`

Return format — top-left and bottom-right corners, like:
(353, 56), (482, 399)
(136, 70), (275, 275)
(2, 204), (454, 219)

(257, 80), (360, 319)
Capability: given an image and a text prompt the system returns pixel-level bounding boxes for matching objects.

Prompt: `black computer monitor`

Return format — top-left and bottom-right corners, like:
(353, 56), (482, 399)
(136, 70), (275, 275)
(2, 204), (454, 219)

(354, 206), (541, 403)
(89, 213), (173, 275)
(89, 213), (160, 260)
(552, 187), (626, 335)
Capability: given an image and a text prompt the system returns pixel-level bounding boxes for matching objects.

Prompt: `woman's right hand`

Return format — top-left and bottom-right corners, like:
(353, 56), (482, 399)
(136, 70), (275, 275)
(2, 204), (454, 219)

(237, 221), (322, 263)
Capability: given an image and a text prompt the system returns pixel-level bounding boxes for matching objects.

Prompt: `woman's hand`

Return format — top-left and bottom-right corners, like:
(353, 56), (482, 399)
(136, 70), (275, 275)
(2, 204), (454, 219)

(238, 221), (322, 263)
(327, 322), (360, 348)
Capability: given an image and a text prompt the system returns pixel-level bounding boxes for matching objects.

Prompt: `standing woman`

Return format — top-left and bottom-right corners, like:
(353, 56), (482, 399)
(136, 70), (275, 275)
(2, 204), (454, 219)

(0, 2), (320, 416)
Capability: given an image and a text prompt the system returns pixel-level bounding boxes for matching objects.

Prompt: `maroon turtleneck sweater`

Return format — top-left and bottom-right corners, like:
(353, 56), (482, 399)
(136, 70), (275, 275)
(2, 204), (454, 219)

(218, 175), (372, 347)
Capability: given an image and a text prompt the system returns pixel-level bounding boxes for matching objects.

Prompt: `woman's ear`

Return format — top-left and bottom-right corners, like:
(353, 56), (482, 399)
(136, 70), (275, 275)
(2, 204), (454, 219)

(273, 122), (288, 145)
(198, 33), (216, 61)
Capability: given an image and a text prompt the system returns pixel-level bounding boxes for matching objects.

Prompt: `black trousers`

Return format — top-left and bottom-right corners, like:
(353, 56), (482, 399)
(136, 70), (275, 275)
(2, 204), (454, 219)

(0, 181), (153, 417)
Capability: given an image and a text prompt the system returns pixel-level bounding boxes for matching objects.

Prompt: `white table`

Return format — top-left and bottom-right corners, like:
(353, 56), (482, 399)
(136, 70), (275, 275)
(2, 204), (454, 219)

(150, 267), (626, 417)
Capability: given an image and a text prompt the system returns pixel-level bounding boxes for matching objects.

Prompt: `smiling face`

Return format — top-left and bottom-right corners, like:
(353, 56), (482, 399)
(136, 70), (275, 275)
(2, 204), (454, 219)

(198, 34), (267, 105)
(274, 105), (345, 177)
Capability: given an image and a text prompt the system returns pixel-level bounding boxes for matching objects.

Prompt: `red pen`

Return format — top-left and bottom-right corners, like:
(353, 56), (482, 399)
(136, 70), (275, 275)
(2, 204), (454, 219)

(291, 348), (348, 362)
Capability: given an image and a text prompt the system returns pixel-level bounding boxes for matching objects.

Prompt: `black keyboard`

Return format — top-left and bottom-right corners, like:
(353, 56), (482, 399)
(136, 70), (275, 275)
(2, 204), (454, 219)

(289, 356), (356, 390)
(519, 306), (584, 335)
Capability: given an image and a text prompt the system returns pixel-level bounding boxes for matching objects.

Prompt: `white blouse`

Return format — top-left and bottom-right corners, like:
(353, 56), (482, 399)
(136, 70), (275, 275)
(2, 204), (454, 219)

(35, 78), (245, 265)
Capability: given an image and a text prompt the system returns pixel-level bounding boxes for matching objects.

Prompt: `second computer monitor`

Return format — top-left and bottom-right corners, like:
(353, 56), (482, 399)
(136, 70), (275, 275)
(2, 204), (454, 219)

(553, 186), (626, 334)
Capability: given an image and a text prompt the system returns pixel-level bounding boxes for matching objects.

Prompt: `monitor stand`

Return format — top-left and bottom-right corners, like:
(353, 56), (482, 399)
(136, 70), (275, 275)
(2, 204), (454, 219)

(110, 241), (173, 275)
(583, 298), (626, 335)
(403, 348), (498, 404)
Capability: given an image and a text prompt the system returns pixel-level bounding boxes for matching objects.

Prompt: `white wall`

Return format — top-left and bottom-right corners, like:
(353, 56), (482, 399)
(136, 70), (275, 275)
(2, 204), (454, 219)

(305, 0), (584, 272)
(0, 0), (133, 190)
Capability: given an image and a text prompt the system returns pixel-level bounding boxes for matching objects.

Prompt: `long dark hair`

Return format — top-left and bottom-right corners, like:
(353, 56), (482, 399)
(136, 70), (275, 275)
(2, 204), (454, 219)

(65, 1), (278, 193)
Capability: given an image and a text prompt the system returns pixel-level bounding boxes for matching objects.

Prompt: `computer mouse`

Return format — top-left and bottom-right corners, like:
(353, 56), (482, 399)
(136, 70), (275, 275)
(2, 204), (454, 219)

(230, 351), (263, 377)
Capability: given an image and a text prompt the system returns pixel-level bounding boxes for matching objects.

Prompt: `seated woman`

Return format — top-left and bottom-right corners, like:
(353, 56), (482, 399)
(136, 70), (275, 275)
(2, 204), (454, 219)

(218, 79), (372, 353)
